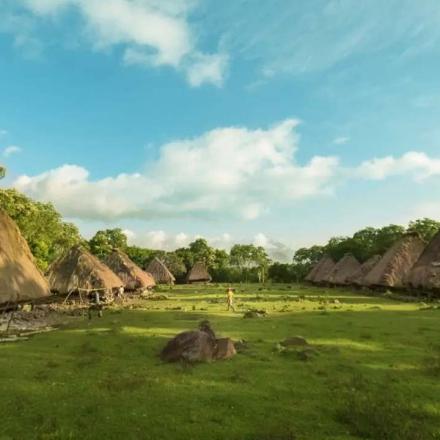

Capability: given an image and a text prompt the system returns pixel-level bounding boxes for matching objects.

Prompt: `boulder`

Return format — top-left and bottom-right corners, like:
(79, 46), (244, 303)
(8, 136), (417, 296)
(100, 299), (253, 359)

(161, 321), (237, 363)
(215, 338), (236, 360)
(160, 329), (216, 363)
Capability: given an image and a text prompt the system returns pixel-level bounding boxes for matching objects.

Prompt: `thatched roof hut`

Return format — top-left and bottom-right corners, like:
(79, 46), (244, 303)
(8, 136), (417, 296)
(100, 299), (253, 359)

(363, 233), (425, 289)
(104, 249), (155, 291)
(405, 230), (440, 292)
(328, 254), (362, 285)
(146, 257), (175, 285)
(0, 210), (50, 304)
(305, 259), (323, 282)
(310, 256), (335, 284)
(47, 245), (123, 295)
(347, 255), (382, 286)
(186, 262), (212, 284)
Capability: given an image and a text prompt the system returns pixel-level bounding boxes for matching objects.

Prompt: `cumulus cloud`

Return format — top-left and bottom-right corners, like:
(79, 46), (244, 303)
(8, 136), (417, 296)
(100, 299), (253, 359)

(254, 233), (293, 262)
(3, 145), (22, 157)
(124, 229), (232, 251)
(13, 119), (340, 221)
(12, 0), (228, 86)
(356, 151), (440, 181)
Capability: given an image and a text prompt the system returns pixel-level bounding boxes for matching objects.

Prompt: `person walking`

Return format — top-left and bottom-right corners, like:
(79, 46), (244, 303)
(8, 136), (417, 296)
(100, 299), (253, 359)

(226, 286), (236, 312)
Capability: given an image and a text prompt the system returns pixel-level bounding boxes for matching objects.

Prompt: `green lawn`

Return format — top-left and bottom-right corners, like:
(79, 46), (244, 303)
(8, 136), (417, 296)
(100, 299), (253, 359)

(1, 284), (439, 440)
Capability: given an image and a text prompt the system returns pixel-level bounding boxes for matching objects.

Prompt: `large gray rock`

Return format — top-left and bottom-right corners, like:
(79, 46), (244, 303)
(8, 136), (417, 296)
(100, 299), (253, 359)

(161, 321), (236, 363)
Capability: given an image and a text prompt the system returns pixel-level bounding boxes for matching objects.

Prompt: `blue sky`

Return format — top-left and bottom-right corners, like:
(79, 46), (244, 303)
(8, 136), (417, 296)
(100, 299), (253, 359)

(1, 0), (440, 260)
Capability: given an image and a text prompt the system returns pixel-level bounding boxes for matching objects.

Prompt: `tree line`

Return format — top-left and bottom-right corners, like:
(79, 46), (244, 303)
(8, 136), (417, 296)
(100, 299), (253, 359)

(1, 188), (439, 283)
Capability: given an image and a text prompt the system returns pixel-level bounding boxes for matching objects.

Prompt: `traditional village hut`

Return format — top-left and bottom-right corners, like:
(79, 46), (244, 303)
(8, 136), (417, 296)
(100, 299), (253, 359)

(405, 230), (440, 294)
(47, 245), (123, 295)
(347, 255), (382, 286)
(362, 233), (425, 289)
(104, 249), (155, 291)
(0, 210), (50, 304)
(186, 262), (212, 284)
(305, 259), (323, 282)
(328, 254), (362, 286)
(146, 257), (175, 285)
(311, 256), (335, 285)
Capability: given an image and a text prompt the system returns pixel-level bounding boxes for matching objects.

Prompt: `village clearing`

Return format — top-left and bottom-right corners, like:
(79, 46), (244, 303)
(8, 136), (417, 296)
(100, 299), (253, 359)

(1, 284), (439, 440)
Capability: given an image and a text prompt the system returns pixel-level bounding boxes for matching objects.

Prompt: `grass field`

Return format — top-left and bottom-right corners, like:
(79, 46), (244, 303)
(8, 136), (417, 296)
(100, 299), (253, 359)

(1, 284), (439, 440)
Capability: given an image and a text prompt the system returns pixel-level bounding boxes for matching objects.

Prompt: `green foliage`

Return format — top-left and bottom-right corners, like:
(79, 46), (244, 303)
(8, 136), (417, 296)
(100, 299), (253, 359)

(89, 228), (128, 258)
(0, 189), (82, 270)
(230, 244), (270, 282)
(0, 165), (5, 179)
(125, 246), (157, 268)
(408, 218), (440, 242)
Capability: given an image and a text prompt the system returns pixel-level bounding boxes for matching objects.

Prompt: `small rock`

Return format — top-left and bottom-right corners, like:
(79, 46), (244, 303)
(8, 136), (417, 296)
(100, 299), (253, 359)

(281, 336), (309, 347)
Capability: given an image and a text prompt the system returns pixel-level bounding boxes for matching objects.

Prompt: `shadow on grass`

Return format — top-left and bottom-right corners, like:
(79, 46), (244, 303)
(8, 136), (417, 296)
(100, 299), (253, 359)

(0, 305), (439, 440)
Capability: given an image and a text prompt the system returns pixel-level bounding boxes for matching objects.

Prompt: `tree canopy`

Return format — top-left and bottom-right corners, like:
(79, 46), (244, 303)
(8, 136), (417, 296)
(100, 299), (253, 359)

(0, 189), (82, 270)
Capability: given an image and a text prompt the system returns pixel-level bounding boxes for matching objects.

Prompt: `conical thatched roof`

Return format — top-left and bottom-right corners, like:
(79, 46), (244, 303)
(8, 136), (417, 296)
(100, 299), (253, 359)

(104, 249), (155, 291)
(47, 245), (123, 294)
(0, 210), (50, 304)
(146, 257), (175, 285)
(186, 262), (212, 283)
(305, 259), (323, 282)
(310, 256), (335, 284)
(405, 230), (440, 291)
(363, 233), (425, 288)
(347, 255), (382, 286)
(328, 254), (362, 285)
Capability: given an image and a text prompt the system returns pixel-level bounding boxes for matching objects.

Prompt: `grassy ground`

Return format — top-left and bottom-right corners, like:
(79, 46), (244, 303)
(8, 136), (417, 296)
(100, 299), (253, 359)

(1, 284), (439, 440)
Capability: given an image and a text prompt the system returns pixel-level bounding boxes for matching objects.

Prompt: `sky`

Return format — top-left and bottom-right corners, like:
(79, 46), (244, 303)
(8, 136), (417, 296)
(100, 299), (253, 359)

(1, 0), (440, 261)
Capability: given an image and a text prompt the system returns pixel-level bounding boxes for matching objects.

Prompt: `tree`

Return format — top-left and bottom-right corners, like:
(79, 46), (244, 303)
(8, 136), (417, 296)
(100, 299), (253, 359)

(230, 244), (270, 283)
(188, 239), (216, 267)
(0, 166), (5, 179)
(408, 218), (440, 242)
(0, 189), (82, 270)
(89, 228), (128, 258)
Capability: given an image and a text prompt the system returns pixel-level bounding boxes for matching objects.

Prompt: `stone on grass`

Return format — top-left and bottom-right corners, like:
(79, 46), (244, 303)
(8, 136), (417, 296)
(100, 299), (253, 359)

(160, 321), (236, 363)
(215, 338), (237, 360)
(281, 336), (309, 347)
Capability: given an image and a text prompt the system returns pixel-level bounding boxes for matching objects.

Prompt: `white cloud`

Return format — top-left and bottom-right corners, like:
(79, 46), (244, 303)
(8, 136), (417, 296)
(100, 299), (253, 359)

(253, 233), (293, 262)
(356, 151), (440, 181)
(13, 118), (440, 224)
(13, 0), (228, 86)
(333, 136), (350, 145)
(204, 1), (440, 78)
(185, 52), (229, 88)
(124, 229), (232, 251)
(3, 145), (22, 157)
(13, 119), (340, 221)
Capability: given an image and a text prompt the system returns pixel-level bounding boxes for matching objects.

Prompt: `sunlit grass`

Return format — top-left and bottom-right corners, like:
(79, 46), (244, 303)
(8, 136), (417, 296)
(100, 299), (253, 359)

(0, 283), (439, 439)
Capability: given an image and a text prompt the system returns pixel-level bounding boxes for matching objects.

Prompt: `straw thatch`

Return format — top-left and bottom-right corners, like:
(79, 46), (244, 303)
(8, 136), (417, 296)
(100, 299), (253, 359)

(47, 245), (123, 295)
(310, 256), (335, 284)
(0, 210), (50, 304)
(347, 255), (382, 286)
(405, 230), (440, 292)
(362, 233), (426, 289)
(186, 262), (212, 284)
(328, 254), (362, 286)
(104, 249), (155, 291)
(146, 257), (175, 285)
(305, 259), (323, 282)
